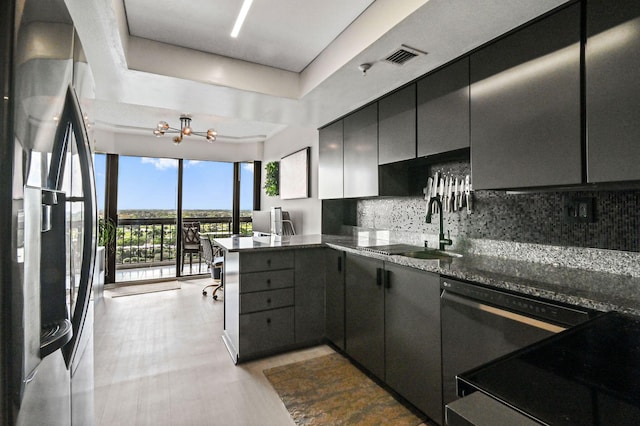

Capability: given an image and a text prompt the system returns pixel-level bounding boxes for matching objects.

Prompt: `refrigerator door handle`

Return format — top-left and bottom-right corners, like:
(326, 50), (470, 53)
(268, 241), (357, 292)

(57, 85), (97, 368)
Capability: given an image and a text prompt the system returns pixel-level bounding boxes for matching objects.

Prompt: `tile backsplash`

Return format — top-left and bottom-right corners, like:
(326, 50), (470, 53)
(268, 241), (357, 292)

(356, 161), (640, 253)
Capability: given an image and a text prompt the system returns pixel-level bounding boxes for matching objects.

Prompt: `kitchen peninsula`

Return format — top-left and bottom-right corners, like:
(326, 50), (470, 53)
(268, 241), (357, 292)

(215, 234), (640, 360)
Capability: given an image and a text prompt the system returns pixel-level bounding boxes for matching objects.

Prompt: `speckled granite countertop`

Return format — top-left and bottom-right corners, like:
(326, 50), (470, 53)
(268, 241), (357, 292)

(214, 235), (640, 316)
(213, 234), (357, 251)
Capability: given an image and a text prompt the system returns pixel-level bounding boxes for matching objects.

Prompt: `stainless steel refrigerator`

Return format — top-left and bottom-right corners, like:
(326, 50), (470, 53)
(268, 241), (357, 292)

(1, 0), (98, 424)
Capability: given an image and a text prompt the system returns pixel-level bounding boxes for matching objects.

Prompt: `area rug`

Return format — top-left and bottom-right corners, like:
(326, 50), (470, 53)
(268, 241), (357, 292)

(264, 353), (427, 426)
(106, 281), (181, 298)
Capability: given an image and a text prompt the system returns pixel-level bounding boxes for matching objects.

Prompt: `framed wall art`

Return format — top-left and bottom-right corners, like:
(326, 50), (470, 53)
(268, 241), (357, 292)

(279, 147), (310, 199)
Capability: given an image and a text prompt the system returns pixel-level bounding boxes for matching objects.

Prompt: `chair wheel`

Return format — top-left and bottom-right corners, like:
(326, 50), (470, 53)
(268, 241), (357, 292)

(213, 295), (218, 300)
(202, 291), (207, 296)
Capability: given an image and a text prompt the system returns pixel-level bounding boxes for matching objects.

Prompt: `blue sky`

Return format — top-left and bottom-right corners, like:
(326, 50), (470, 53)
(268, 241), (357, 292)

(95, 155), (254, 211)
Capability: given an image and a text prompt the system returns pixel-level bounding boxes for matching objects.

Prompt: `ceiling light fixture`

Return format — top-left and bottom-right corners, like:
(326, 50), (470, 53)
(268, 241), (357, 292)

(231, 0), (254, 38)
(153, 114), (217, 145)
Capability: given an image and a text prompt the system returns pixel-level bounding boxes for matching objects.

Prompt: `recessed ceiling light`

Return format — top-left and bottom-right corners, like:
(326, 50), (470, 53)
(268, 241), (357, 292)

(231, 0), (254, 38)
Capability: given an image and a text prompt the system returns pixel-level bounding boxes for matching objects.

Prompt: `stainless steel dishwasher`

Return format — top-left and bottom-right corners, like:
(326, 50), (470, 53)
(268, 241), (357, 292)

(440, 277), (593, 409)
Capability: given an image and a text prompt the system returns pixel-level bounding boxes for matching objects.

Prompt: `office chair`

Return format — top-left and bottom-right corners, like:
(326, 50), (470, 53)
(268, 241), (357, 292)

(200, 234), (224, 300)
(282, 211), (296, 236)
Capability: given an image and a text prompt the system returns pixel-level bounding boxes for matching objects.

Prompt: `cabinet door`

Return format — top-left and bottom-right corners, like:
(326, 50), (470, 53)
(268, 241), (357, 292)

(325, 249), (345, 350)
(378, 84), (416, 165)
(239, 307), (294, 357)
(345, 254), (384, 379)
(470, 4), (581, 190)
(343, 104), (378, 198)
(294, 248), (326, 344)
(586, 0), (640, 182)
(385, 264), (442, 422)
(318, 120), (344, 199)
(418, 57), (470, 157)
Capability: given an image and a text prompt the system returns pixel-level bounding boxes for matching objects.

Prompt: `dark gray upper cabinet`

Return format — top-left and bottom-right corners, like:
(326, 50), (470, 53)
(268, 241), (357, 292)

(470, 4), (582, 190)
(343, 103), (378, 198)
(385, 264), (442, 423)
(318, 120), (344, 199)
(586, 0), (640, 183)
(345, 253), (384, 379)
(325, 248), (345, 350)
(417, 57), (470, 157)
(378, 84), (416, 165)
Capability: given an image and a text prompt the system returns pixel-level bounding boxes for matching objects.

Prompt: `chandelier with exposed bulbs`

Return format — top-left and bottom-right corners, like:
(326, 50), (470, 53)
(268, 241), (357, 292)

(153, 114), (217, 144)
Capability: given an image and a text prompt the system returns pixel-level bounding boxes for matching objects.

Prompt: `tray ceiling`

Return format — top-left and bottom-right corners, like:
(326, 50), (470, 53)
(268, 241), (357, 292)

(123, 0), (376, 72)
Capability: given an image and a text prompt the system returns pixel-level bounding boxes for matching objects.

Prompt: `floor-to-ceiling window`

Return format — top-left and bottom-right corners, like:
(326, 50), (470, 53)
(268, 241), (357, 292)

(99, 153), (257, 283)
(115, 156), (179, 282)
(240, 162), (255, 235)
(181, 160), (234, 276)
(94, 153), (107, 221)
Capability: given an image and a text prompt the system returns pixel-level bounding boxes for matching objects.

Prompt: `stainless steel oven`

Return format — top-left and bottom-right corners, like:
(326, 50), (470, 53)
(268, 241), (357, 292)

(440, 277), (593, 412)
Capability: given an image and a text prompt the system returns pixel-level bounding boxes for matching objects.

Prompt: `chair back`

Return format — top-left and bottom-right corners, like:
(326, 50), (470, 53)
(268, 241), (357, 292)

(182, 222), (201, 249)
(282, 211), (296, 236)
(200, 234), (213, 264)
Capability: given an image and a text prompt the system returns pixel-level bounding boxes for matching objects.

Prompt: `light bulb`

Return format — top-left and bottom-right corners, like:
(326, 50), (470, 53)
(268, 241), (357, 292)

(182, 126), (192, 136)
(206, 129), (217, 142)
(173, 136), (182, 145)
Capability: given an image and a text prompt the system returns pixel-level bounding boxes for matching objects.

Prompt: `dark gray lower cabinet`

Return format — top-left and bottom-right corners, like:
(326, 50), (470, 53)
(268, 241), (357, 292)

(385, 264), (442, 423)
(345, 254), (385, 379)
(325, 248), (345, 350)
(345, 254), (443, 423)
(294, 248), (326, 344)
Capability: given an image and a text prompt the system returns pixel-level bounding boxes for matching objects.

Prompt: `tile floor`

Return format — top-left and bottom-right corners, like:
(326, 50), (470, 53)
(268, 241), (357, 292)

(114, 264), (205, 283)
(93, 277), (333, 425)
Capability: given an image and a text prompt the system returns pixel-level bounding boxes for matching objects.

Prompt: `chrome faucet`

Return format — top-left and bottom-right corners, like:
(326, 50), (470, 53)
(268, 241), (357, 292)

(426, 197), (453, 251)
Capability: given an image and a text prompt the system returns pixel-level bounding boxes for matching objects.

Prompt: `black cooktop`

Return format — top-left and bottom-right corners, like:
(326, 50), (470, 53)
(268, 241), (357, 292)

(457, 312), (640, 425)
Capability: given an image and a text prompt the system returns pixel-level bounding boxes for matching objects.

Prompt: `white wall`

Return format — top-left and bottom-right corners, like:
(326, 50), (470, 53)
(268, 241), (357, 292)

(261, 126), (321, 235)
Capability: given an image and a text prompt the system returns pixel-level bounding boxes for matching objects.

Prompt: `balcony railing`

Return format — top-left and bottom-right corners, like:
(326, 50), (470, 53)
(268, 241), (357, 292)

(115, 216), (252, 269)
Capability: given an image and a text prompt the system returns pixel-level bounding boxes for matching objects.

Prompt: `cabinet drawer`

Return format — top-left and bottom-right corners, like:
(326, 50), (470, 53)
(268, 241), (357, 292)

(240, 269), (294, 293)
(240, 288), (294, 314)
(240, 251), (294, 273)
(239, 307), (294, 355)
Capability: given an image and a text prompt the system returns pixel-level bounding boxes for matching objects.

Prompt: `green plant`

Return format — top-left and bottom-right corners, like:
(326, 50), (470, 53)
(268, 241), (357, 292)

(264, 161), (279, 197)
(98, 217), (116, 247)
(98, 217), (117, 276)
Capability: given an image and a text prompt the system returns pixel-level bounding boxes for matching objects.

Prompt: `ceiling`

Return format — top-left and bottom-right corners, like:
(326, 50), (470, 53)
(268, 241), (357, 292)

(64, 0), (571, 159)
(124, 0), (376, 73)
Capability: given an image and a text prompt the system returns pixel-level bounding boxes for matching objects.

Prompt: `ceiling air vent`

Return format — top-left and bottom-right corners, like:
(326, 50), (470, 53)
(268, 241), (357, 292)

(384, 44), (426, 66)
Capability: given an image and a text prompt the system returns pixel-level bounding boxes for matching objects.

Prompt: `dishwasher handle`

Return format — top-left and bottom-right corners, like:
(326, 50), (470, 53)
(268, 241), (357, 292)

(442, 290), (567, 334)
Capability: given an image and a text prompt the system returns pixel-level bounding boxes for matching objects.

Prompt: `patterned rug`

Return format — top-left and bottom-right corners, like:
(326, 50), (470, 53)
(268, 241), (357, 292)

(264, 353), (427, 425)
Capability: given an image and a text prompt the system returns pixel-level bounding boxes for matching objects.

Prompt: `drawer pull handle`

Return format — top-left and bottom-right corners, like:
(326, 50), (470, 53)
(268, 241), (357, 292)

(267, 298), (272, 304)
(266, 279), (271, 285)
(267, 259), (272, 266)
(266, 318), (271, 324)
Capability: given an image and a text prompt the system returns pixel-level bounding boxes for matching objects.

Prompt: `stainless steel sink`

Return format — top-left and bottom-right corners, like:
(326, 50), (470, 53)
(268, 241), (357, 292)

(398, 249), (463, 260)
